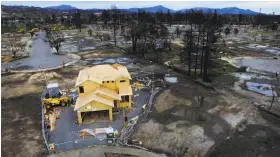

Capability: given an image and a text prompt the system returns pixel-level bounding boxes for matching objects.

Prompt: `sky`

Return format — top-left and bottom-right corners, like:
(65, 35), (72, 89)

(2, 1), (280, 14)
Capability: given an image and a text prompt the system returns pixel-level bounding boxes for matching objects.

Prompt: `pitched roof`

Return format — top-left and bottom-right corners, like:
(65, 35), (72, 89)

(95, 86), (121, 100)
(74, 91), (114, 111)
(119, 84), (133, 96)
(75, 64), (131, 86)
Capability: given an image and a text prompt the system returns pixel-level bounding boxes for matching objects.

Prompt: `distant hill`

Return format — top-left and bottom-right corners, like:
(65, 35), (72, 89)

(180, 7), (259, 15)
(2, 4), (261, 15)
(46, 5), (78, 10)
(124, 5), (175, 13)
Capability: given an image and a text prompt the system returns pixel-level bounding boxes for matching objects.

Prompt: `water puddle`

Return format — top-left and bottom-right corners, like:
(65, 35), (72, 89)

(233, 73), (272, 80)
(164, 74), (178, 83)
(80, 46), (96, 51)
(91, 57), (132, 65)
(246, 82), (277, 97)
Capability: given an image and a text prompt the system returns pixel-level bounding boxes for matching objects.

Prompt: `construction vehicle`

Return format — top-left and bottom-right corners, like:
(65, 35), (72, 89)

(42, 83), (71, 113)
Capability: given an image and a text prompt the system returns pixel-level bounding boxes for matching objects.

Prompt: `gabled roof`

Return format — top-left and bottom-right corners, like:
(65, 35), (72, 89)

(74, 91), (114, 111)
(75, 64), (131, 87)
(119, 84), (133, 96)
(94, 86), (121, 100)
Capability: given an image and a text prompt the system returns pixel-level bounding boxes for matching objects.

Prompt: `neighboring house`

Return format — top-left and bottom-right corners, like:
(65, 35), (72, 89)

(74, 64), (133, 124)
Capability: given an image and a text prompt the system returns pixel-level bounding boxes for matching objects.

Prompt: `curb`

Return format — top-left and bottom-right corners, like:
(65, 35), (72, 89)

(4, 54), (81, 73)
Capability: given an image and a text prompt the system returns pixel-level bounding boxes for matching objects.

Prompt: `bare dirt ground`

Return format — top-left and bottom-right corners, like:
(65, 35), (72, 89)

(131, 74), (280, 157)
(209, 110), (280, 157)
(1, 64), (84, 157)
(1, 73), (47, 157)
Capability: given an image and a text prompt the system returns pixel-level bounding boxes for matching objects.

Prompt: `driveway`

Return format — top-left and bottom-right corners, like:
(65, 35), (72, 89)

(48, 88), (151, 152)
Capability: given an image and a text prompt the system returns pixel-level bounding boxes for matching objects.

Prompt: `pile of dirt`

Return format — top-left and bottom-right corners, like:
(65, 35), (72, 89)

(154, 89), (192, 112)
(28, 72), (63, 83)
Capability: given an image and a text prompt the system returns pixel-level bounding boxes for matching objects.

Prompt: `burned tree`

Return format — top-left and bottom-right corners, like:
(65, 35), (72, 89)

(234, 28), (239, 36)
(111, 5), (119, 47)
(175, 25), (181, 38)
(46, 30), (65, 54)
(8, 34), (25, 58)
(224, 27), (231, 36)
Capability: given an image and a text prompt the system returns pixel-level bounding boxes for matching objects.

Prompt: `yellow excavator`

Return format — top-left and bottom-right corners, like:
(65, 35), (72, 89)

(42, 83), (71, 113)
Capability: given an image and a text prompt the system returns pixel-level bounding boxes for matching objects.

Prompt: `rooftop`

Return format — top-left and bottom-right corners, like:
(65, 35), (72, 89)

(75, 64), (131, 86)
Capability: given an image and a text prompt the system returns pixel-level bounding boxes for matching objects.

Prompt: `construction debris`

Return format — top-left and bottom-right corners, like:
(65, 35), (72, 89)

(49, 143), (55, 151)
(79, 128), (96, 138)
(79, 127), (116, 139)
(133, 82), (145, 90)
(48, 113), (57, 132)
(129, 116), (139, 125)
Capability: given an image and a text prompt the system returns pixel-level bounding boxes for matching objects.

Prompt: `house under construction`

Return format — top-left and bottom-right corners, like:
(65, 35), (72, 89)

(74, 64), (133, 124)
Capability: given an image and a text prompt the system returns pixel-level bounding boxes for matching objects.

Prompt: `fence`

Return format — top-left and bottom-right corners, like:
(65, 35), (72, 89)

(52, 137), (121, 152)
(41, 88), (50, 152)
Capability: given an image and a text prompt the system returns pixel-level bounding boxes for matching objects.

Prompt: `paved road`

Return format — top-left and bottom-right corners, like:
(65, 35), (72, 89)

(4, 32), (74, 70)
(49, 145), (167, 157)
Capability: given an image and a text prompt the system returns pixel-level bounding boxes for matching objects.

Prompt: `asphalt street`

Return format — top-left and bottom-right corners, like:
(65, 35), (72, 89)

(4, 32), (73, 70)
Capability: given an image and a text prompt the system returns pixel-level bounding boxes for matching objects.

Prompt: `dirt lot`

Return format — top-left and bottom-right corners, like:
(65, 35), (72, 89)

(131, 74), (280, 157)
(1, 64), (84, 157)
(210, 110), (280, 157)
(1, 72), (46, 157)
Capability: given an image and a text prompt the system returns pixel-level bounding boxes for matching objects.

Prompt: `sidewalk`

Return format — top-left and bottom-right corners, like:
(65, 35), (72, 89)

(48, 145), (167, 157)
(1, 54), (80, 73)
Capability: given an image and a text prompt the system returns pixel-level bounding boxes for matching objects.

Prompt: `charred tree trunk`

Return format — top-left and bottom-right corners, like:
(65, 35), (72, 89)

(188, 23), (193, 76)
(194, 25), (200, 76)
(203, 31), (210, 82)
(132, 38), (137, 54)
(113, 23), (117, 47)
(200, 30), (205, 77)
